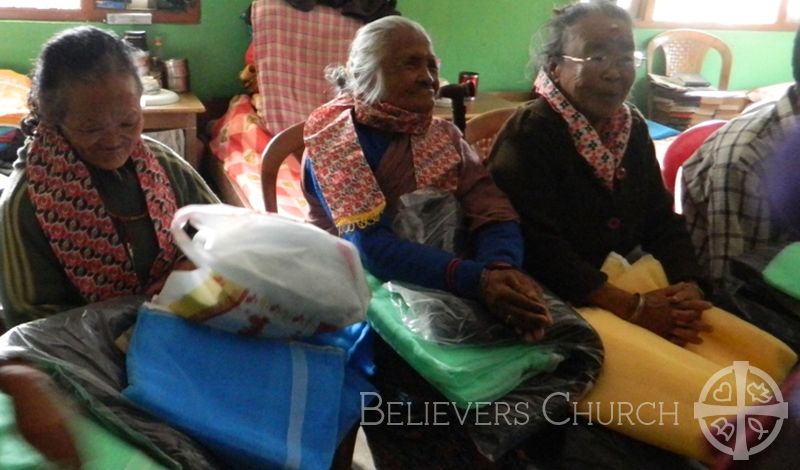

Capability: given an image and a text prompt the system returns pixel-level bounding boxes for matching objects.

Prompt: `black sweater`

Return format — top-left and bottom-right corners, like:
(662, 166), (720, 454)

(488, 98), (707, 304)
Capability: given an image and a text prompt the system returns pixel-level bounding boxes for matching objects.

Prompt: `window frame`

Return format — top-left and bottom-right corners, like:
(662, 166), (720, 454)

(0, 0), (200, 24)
(629, 0), (798, 32)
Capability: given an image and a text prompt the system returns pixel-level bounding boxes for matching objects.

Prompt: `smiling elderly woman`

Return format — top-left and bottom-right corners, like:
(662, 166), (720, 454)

(489, 1), (711, 344)
(300, 15), (607, 468)
(0, 26), (218, 327)
(303, 16), (552, 340)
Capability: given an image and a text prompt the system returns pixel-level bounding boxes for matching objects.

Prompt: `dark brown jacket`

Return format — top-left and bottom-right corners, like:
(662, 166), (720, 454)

(488, 98), (706, 304)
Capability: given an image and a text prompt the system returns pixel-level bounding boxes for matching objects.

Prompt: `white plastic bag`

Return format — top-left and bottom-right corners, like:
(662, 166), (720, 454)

(154, 204), (370, 338)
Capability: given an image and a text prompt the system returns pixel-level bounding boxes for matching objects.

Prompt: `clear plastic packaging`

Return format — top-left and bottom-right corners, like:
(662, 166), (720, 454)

(0, 297), (224, 469)
(392, 188), (466, 253)
(385, 281), (517, 345)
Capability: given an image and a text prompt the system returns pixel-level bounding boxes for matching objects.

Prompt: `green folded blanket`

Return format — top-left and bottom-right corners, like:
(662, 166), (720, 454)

(0, 393), (166, 470)
(366, 275), (559, 408)
(764, 242), (800, 300)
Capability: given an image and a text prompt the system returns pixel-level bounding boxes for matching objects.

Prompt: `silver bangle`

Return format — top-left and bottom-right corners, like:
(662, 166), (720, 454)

(629, 293), (646, 322)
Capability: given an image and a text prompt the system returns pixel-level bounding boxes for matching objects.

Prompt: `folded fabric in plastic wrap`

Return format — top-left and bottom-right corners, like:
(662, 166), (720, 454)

(717, 244), (800, 352)
(155, 203), (371, 338)
(763, 242), (800, 300)
(368, 274), (560, 408)
(367, 273), (604, 460)
(351, 187), (603, 460)
(0, 296), (224, 469)
(385, 281), (520, 346)
(0, 392), (167, 469)
(123, 307), (375, 470)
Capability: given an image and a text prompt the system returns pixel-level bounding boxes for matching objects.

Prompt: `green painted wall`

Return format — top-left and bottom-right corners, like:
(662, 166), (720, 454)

(0, 0), (252, 102)
(630, 28), (796, 107)
(399, 0), (796, 108)
(400, 0), (553, 91)
(0, 0), (795, 109)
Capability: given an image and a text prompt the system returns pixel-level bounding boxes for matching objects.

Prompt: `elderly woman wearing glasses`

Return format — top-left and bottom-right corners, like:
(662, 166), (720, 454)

(487, 1), (796, 463)
(489, 0), (710, 343)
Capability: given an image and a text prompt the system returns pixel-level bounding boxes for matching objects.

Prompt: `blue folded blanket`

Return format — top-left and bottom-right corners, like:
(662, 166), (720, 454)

(124, 307), (375, 470)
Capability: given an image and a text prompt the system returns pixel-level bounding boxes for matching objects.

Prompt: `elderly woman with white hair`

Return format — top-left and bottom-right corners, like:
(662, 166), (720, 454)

(303, 15), (551, 339)
(301, 15), (607, 468)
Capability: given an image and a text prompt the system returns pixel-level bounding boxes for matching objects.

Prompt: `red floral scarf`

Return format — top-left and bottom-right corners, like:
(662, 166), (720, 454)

(26, 125), (179, 302)
(534, 69), (632, 190)
(304, 95), (460, 233)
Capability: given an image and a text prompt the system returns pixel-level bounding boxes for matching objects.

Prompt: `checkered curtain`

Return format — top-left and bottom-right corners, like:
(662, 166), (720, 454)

(252, 0), (362, 135)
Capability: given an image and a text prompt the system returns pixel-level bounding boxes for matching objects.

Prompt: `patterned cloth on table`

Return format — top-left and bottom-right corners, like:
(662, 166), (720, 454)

(209, 95), (309, 218)
(251, 0), (361, 135)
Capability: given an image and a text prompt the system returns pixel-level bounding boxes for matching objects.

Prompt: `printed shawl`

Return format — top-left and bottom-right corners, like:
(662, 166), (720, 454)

(304, 96), (460, 233)
(25, 125), (179, 302)
(534, 69), (631, 190)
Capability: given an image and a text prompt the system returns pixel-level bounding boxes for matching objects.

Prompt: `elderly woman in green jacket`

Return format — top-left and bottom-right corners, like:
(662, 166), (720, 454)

(0, 26), (218, 327)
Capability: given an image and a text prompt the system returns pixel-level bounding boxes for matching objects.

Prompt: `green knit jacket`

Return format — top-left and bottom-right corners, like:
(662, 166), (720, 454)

(0, 137), (219, 327)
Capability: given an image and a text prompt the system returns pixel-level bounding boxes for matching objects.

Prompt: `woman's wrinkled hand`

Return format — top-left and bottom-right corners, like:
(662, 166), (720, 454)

(0, 364), (82, 469)
(480, 269), (553, 342)
(632, 285), (712, 347)
(657, 281), (710, 311)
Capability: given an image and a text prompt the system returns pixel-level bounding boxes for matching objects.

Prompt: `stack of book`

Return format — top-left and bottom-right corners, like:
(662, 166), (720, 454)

(648, 74), (750, 130)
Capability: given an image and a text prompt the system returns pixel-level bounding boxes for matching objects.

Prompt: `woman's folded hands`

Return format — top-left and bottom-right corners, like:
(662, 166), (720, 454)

(589, 281), (712, 347)
(636, 282), (712, 347)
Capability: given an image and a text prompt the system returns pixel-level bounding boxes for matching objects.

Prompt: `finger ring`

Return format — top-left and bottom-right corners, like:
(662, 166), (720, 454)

(505, 314), (513, 324)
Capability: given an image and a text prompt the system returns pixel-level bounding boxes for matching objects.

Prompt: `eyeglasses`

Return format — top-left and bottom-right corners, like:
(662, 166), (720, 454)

(559, 50), (646, 70)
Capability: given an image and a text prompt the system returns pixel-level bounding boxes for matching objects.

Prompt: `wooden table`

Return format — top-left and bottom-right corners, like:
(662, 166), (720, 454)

(433, 93), (521, 120)
(142, 93), (205, 169)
